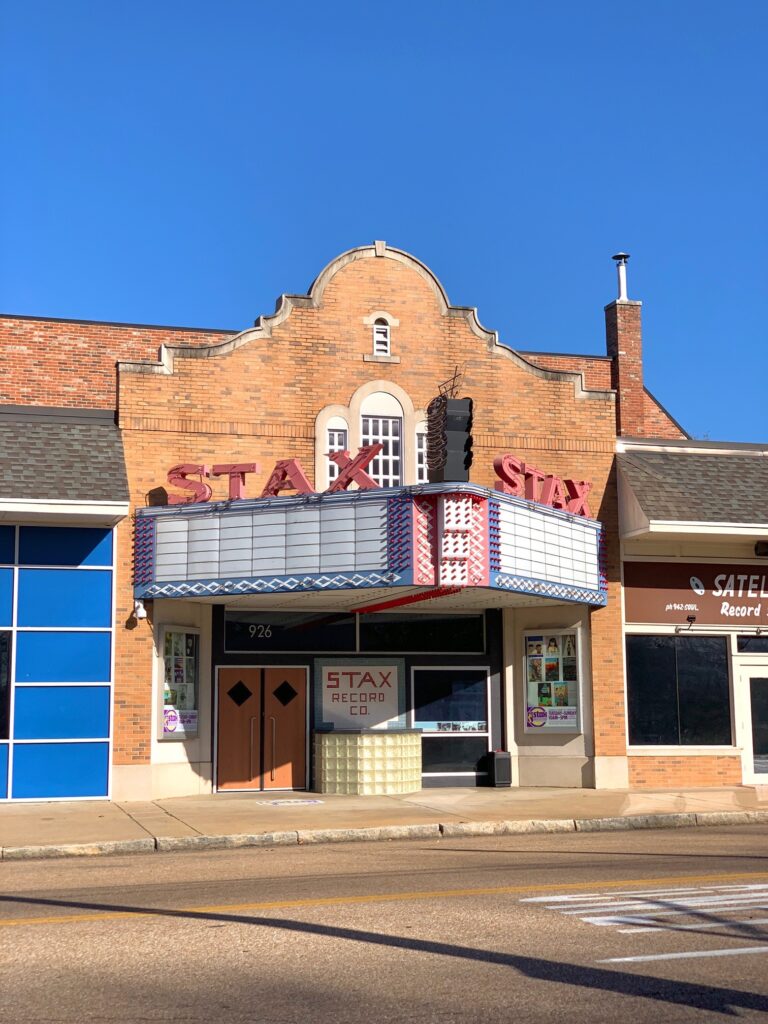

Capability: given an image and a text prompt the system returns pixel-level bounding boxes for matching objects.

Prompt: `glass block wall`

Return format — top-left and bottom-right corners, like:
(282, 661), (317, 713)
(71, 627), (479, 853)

(0, 525), (114, 800)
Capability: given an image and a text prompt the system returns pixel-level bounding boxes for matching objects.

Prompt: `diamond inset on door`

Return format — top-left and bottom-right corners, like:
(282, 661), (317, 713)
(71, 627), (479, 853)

(273, 680), (298, 707)
(227, 680), (253, 707)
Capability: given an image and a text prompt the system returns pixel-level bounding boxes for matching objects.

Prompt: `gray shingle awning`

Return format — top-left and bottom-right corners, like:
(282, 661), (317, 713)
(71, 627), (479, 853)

(0, 406), (129, 523)
(617, 448), (768, 538)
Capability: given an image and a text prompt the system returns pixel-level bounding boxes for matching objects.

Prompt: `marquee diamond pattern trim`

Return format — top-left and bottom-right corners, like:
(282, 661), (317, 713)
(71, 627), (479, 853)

(493, 573), (607, 606)
(139, 570), (403, 600)
(413, 496), (436, 586)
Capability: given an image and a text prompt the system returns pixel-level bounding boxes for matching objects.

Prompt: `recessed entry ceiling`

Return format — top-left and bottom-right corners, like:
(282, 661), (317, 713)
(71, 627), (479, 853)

(187, 586), (568, 613)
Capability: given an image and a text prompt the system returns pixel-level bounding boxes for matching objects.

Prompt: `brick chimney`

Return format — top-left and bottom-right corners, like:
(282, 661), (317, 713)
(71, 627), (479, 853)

(605, 253), (644, 436)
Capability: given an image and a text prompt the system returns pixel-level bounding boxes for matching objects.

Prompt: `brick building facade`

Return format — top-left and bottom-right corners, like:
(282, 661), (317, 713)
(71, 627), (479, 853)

(1, 242), (765, 801)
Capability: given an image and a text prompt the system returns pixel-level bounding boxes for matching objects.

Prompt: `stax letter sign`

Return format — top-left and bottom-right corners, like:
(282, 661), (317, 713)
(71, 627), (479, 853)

(493, 454), (593, 518)
(321, 664), (400, 730)
(166, 445), (382, 504)
(165, 446), (593, 517)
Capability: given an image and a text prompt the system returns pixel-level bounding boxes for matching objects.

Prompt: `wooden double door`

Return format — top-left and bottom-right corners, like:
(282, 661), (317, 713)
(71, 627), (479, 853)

(217, 667), (307, 791)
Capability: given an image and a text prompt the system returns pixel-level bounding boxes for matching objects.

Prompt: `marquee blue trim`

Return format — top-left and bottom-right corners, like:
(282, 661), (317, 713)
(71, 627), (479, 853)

(492, 572), (606, 606)
(136, 569), (405, 600)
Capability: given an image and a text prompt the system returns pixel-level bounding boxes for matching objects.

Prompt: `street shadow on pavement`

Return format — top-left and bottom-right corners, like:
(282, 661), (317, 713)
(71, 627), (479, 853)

(2, 893), (768, 1016)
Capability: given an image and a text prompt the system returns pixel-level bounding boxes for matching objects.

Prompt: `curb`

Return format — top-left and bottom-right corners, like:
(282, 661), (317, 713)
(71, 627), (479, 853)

(2, 811), (767, 861)
(2, 838), (156, 860)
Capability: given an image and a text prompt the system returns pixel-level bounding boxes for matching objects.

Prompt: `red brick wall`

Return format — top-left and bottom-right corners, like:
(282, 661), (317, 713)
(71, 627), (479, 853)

(524, 351), (686, 440)
(643, 389), (688, 439)
(520, 352), (613, 391)
(605, 301), (645, 436)
(629, 756), (742, 788)
(0, 316), (234, 409)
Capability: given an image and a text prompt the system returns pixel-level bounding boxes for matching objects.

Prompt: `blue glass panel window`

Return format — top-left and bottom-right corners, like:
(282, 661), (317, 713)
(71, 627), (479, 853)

(19, 527), (113, 567)
(0, 744), (7, 799)
(0, 568), (12, 627)
(0, 526), (14, 565)
(0, 633), (10, 739)
(17, 569), (112, 628)
(11, 742), (109, 798)
(16, 631), (111, 682)
(14, 686), (110, 740)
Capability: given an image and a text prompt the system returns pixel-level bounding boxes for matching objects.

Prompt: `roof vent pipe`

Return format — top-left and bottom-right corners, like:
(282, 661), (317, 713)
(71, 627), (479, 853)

(612, 252), (630, 301)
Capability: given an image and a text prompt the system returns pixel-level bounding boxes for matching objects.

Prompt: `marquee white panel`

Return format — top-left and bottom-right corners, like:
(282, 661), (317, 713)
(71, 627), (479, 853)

(153, 496), (390, 583)
(496, 501), (600, 591)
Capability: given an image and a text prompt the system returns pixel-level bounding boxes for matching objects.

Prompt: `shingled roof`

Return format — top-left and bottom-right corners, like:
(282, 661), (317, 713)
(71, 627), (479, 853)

(0, 406), (128, 503)
(618, 447), (768, 525)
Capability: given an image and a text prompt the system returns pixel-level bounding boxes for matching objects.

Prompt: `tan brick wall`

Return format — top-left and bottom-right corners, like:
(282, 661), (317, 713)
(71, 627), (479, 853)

(629, 756), (742, 788)
(113, 250), (625, 765)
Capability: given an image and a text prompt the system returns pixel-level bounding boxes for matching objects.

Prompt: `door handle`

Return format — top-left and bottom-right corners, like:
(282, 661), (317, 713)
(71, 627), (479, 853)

(269, 715), (276, 781)
(249, 716), (258, 781)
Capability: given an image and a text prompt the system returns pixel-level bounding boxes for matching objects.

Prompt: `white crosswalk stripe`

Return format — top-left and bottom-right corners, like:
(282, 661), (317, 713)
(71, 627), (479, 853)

(521, 882), (768, 963)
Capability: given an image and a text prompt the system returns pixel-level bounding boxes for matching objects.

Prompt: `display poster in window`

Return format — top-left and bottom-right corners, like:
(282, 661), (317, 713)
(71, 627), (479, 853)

(320, 663), (400, 730)
(525, 633), (579, 731)
(162, 631), (199, 737)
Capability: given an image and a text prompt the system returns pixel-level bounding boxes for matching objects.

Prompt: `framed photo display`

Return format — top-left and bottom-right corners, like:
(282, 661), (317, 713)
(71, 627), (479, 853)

(524, 629), (581, 732)
(159, 627), (200, 739)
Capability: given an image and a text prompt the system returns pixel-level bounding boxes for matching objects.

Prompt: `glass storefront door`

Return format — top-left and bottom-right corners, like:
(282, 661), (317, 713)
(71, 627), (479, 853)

(747, 670), (768, 778)
(738, 659), (768, 782)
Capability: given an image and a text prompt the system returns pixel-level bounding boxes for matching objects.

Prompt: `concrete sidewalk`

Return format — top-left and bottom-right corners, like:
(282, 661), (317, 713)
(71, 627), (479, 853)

(2, 784), (768, 860)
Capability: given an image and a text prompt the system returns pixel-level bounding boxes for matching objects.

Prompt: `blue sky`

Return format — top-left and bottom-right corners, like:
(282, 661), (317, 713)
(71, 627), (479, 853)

(1, 1), (765, 442)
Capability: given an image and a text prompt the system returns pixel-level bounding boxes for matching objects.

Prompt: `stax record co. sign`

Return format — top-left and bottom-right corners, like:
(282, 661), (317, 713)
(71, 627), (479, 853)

(163, 448), (593, 518)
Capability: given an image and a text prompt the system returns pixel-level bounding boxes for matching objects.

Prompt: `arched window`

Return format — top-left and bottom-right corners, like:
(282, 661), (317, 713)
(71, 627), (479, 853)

(325, 415), (349, 483)
(361, 391), (403, 487)
(372, 318), (391, 357)
(415, 420), (428, 483)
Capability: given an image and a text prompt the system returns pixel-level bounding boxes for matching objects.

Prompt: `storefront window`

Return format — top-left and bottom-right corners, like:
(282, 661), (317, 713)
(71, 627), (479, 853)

(737, 635), (768, 654)
(626, 635), (732, 745)
(0, 633), (10, 739)
(161, 629), (199, 739)
(225, 612), (356, 652)
(413, 668), (489, 775)
(524, 630), (581, 731)
(360, 613), (485, 653)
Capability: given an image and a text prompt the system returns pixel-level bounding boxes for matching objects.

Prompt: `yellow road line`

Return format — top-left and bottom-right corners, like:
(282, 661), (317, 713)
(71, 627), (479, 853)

(3, 870), (768, 929)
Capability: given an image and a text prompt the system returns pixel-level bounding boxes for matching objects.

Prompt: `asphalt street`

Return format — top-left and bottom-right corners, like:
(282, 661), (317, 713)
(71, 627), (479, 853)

(3, 824), (768, 1023)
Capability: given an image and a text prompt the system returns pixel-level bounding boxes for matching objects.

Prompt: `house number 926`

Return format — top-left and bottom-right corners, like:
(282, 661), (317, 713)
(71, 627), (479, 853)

(248, 624), (272, 638)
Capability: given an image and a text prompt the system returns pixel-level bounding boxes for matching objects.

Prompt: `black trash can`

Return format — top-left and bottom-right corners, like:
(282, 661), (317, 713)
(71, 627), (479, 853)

(484, 750), (512, 787)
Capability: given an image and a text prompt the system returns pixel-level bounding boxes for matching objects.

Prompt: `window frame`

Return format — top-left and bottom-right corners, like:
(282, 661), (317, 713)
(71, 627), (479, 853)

(372, 319), (391, 357)
(625, 632), (735, 748)
(361, 413), (403, 488)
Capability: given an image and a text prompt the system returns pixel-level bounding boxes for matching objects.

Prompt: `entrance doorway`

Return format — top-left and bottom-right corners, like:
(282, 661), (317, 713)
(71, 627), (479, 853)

(741, 663), (768, 783)
(216, 667), (307, 791)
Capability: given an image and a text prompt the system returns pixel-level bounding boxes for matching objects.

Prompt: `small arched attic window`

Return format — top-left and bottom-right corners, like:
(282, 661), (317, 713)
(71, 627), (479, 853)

(372, 318), (391, 357)
(362, 310), (399, 363)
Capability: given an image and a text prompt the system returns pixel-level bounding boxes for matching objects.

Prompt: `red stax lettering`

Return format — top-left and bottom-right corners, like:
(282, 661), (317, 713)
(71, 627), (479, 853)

(493, 453), (593, 518)
(260, 459), (314, 498)
(539, 475), (569, 510)
(326, 444), (383, 492)
(523, 464), (547, 501)
(210, 463), (260, 500)
(565, 479), (593, 518)
(167, 464), (213, 504)
(493, 455), (524, 496)
(325, 670), (393, 689)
